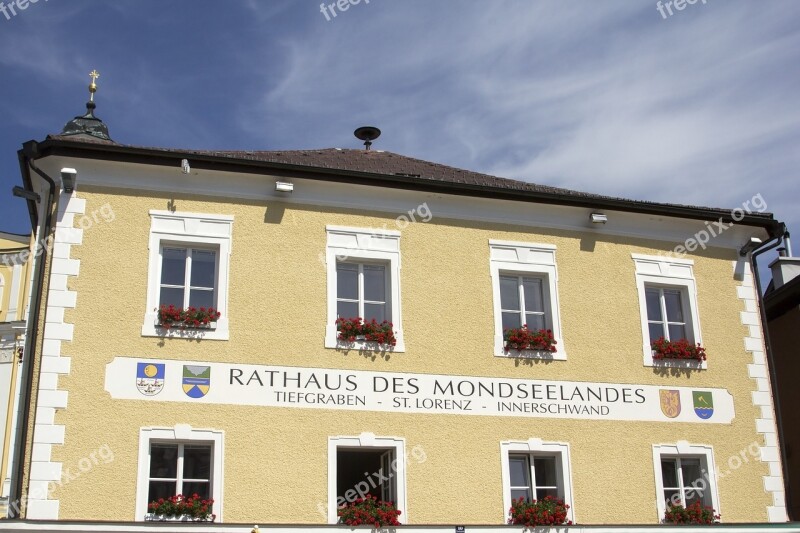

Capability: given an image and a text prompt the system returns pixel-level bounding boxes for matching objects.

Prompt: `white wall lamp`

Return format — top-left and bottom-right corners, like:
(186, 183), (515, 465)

(739, 237), (764, 256)
(275, 181), (294, 193)
(590, 212), (608, 224)
(61, 168), (77, 193)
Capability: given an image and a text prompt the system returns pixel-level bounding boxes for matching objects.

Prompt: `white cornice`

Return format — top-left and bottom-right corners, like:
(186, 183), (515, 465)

(34, 156), (770, 252)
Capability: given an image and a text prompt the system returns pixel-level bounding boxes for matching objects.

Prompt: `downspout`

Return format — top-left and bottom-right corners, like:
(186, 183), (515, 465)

(7, 141), (56, 519)
(741, 222), (793, 521)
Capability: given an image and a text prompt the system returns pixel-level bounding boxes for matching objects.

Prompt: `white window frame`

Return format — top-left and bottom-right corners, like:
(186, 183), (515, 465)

(327, 433), (407, 525)
(143, 211), (233, 340)
(652, 442), (720, 523)
(325, 226), (404, 351)
(632, 254), (704, 368)
(489, 240), (565, 360)
(135, 425), (224, 522)
(500, 439), (575, 524)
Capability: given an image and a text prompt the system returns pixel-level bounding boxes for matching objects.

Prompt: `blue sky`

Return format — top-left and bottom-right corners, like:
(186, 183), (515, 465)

(0, 0), (798, 259)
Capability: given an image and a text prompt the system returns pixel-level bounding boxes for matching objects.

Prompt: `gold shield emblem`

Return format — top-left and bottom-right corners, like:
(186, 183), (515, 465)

(660, 390), (681, 418)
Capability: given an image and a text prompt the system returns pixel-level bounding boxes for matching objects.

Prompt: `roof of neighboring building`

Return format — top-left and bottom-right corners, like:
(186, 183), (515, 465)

(765, 274), (800, 321)
(0, 231), (30, 245)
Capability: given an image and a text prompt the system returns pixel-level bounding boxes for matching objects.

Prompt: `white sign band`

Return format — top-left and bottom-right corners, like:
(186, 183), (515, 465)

(107, 357), (734, 424)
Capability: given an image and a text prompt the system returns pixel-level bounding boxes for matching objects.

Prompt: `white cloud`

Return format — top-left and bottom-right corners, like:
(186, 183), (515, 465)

(238, 0), (799, 232)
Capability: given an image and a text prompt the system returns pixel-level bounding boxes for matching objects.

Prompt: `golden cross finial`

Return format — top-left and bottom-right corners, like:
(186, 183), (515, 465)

(88, 70), (100, 101)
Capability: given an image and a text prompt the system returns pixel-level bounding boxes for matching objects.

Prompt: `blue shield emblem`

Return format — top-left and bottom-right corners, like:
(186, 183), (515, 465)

(183, 365), (211, 398)
(136, 363), (165, 396)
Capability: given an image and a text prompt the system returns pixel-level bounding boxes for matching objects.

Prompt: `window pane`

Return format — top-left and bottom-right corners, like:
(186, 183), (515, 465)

(161, 247), (187, 286)
(189, 289), (215, 309)
(645, 288), (662, 321)
(160, 287), (185, 308)
(668, 324), (688, 342)
(337, 263), (359, 300)
(182, 481), (211, 500)
(502, 312), (522, 330)
(183, 445), (212, 480)
(523, 278), (544, 313)
(500, 276), (520, 311)
(534, 456), (558, 488)
(661, 459), (678, 488)
(509, 456), (530, 487)
(190, 250), (216, 289)
(525, 313), (546, 331)
(664, 290), (684, 322)
(684, 488), (705, 507)
(364, 302), (387, 323)
(511, 488), (530, 502)
(680, 458), (703, 488)
(536, 487), (559, 500)
(148, 480), (177, 501)
(337, 301), (358, 320)
(648, 323), (665, 343)
(150, 444), (178, 478)
(664, 490), (681, 507)
(363, 265), (386, 302)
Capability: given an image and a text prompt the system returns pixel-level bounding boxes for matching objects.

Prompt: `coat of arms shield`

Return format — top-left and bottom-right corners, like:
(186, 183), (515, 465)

(136, 362), (165, 396)
(659, 389), (681, 418)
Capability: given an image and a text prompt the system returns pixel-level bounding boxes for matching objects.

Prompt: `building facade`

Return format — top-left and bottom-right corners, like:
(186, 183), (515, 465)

(0, 231), (33, 510)
(0, 94), (795, 531)
(766, 253), (800, 520)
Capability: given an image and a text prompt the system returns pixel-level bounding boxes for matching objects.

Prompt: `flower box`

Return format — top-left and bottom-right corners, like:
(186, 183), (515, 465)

(651, 337), (706, 362)
(508, 495), (572, 527)
(144, 514), (206, 522)
(336, 317), (397, 348)
(157, 305), (221, 330)
(503, 326), (557, 353)
(338, 495), (401, 528)
(664, 501), (720, 525)
(147, 493), (215, 522)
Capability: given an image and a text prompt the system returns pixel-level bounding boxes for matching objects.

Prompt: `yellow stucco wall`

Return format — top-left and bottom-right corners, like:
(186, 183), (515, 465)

(47, 188), (771, 524)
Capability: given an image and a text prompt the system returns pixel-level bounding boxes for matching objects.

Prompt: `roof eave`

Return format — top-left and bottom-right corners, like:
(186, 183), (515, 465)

(28, 138), (781, 237)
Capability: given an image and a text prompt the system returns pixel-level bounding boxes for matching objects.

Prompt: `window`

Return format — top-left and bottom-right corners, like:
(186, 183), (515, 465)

(645, 287), (692, 343)
(632, 254), (703, 367)
(135, 425), (224, 522)
(652, 443), (719, 522)
(660, 456), (709, 508)
(509, 454), (560, 501)
(143, 211), (233, 340)
(336, 263), (390, 323)
(159, 247), (218, 310)
(148, 443), (212, 502)
(501, 440), (574, 522)
(325, 226), (404, 350)
(327, 434), (406, 524)
(500, 275), (548, 331)
(489, 240), (565, 359)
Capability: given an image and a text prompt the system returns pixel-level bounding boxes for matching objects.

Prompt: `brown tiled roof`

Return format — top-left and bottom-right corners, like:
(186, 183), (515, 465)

(47, 137), (590, 196)
(41, 135), (777, 225)
(188, 148), (609, 198)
